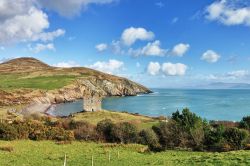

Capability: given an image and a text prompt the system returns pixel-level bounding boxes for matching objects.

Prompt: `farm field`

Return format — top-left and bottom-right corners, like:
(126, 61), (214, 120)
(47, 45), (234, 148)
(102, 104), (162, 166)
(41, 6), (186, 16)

(0, 140), (250, 166)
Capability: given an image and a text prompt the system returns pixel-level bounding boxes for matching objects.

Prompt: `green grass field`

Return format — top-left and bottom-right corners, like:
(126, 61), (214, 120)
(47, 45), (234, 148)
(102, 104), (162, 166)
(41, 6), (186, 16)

(0, 74), (79, 90)
(0, 140), (250, 166)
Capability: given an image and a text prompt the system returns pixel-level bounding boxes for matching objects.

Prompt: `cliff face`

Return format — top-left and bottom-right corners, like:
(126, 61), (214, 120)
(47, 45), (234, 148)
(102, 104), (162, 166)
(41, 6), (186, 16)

(0, 58), (152, 106)
(33, 76), (151, 104)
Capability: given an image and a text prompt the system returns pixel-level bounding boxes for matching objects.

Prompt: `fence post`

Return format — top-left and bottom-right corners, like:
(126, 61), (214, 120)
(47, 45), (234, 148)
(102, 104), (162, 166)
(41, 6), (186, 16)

(63, 154), (67, 166)
(92, 155), (94, 166)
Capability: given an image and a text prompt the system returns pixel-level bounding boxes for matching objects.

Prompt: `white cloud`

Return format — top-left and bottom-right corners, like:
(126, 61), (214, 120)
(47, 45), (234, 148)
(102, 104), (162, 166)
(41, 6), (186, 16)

(206, 0), (250, 26)
(171, 43), (190, 56)
(202, 70), (250, 81)
(37, 0), (118, 17)
(0, 0), (65, 45)
(121, 27), (155, 46)
(147, 62), (161, 76)
(95, 43), (108, 52)
(227, 70), (249, 79)
(29, 43), (55, 53)
(0, 46), (5, 51)
(111, 40), (125, 55)
(32, 29), (65, 42)
(0, 0), (33, 20)
(128, 40), (167, 57)
(53, 61), (80, 68)
(162, 62), (188, 76)
(201, 50), (220, 63)
(89, 59), (124, 74)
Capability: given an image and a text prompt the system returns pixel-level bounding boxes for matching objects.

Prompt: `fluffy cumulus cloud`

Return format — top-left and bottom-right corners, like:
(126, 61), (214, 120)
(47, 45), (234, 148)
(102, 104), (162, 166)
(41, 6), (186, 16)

(147, 62), (161, 76)
(96, 27), (190, 58)
(128, 40), (167, 57)
(121, 27), (155, 46)
(37, 0), (117, 17)
(95, 43), (108, 52)
(0, 0), (65, 45)
(147, 62), (188, 76)
(53, 61), (80, 68)
(29, 43), (55, 53)
(201, 50), (221, 63)
(89, 59), (124, 74)
(162, 63), (188, 76)
(171, 43), (190, 56)
(206, 0), (250, 26)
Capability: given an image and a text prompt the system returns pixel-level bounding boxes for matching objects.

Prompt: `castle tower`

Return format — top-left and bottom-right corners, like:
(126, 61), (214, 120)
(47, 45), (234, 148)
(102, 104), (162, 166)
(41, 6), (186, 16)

(82, 87), (102, 112)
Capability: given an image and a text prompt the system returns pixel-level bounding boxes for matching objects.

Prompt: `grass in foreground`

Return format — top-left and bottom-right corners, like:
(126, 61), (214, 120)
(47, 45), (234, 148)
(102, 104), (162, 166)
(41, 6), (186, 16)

(1, 140), (250, 166)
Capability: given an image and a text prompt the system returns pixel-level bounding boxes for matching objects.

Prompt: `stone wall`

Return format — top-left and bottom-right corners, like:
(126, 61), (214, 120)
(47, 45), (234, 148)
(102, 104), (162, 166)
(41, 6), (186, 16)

(83, 95), (102, 112)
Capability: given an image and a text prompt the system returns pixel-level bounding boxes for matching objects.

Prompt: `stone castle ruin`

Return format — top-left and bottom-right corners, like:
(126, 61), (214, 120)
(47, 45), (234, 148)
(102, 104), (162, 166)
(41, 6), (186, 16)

(82, 86), (102, 112)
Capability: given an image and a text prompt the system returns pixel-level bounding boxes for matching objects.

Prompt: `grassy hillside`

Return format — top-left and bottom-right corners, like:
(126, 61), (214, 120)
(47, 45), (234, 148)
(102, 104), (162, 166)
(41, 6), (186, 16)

(73, 110), (159, 129)
(0, 57), (146, 91)
(0, 74), (79, 90)
(0, 141), (250, 166)
(0, 58), (98, 90)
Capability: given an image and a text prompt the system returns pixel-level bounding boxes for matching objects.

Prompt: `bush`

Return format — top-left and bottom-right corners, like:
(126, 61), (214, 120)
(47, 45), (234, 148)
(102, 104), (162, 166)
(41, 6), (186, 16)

(139, 129), (160, 151)
(0, 123), (19, 140)
(239, 116), (250, 129)
(153, 120), (190, 150)
(112, 122), (138, 144)
(0, 119), (74, 141)
(204, 125), (226, 151)
(223, 127), (248, 150)
(73, 121), (97, 141)
(96, 119), (116, 142)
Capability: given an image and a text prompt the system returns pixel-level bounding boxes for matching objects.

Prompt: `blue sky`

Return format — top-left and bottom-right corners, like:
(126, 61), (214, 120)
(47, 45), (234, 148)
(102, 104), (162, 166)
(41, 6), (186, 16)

(1, 0), (250, 88)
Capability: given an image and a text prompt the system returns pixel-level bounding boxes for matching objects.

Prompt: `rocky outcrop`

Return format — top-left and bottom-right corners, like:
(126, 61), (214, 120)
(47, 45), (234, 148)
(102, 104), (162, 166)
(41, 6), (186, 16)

(0, 57), (152, 106)
(32, 76), (152, 104)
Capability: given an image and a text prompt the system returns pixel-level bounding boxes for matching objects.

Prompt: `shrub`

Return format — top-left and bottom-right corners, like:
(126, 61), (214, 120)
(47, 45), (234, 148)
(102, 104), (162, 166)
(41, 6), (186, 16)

(223, 127), (249, 150)
(46, 127), (74, 141)
(204, 125), (226, 151)
(239, 116), (250, 129)
(96, 119), (116, 142)
(139, 129), (160, 151)
(112, 122), (138, 144)
(152, 120), (190, 150)
(0, 123), (19, 140)
(73, 121), (97, 141)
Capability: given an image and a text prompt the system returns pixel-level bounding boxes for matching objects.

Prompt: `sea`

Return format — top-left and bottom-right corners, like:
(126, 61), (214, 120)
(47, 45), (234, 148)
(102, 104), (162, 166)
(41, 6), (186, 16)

(48, 89), (250, 121)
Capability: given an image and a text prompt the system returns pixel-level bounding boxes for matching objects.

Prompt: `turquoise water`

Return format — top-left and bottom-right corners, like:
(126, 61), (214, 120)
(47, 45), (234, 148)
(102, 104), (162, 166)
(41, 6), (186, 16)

(49, 89), (250, 121)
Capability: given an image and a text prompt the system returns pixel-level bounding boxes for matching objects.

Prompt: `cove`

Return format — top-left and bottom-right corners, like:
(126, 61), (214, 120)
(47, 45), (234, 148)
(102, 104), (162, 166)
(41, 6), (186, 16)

(47, 89), (250, 121)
